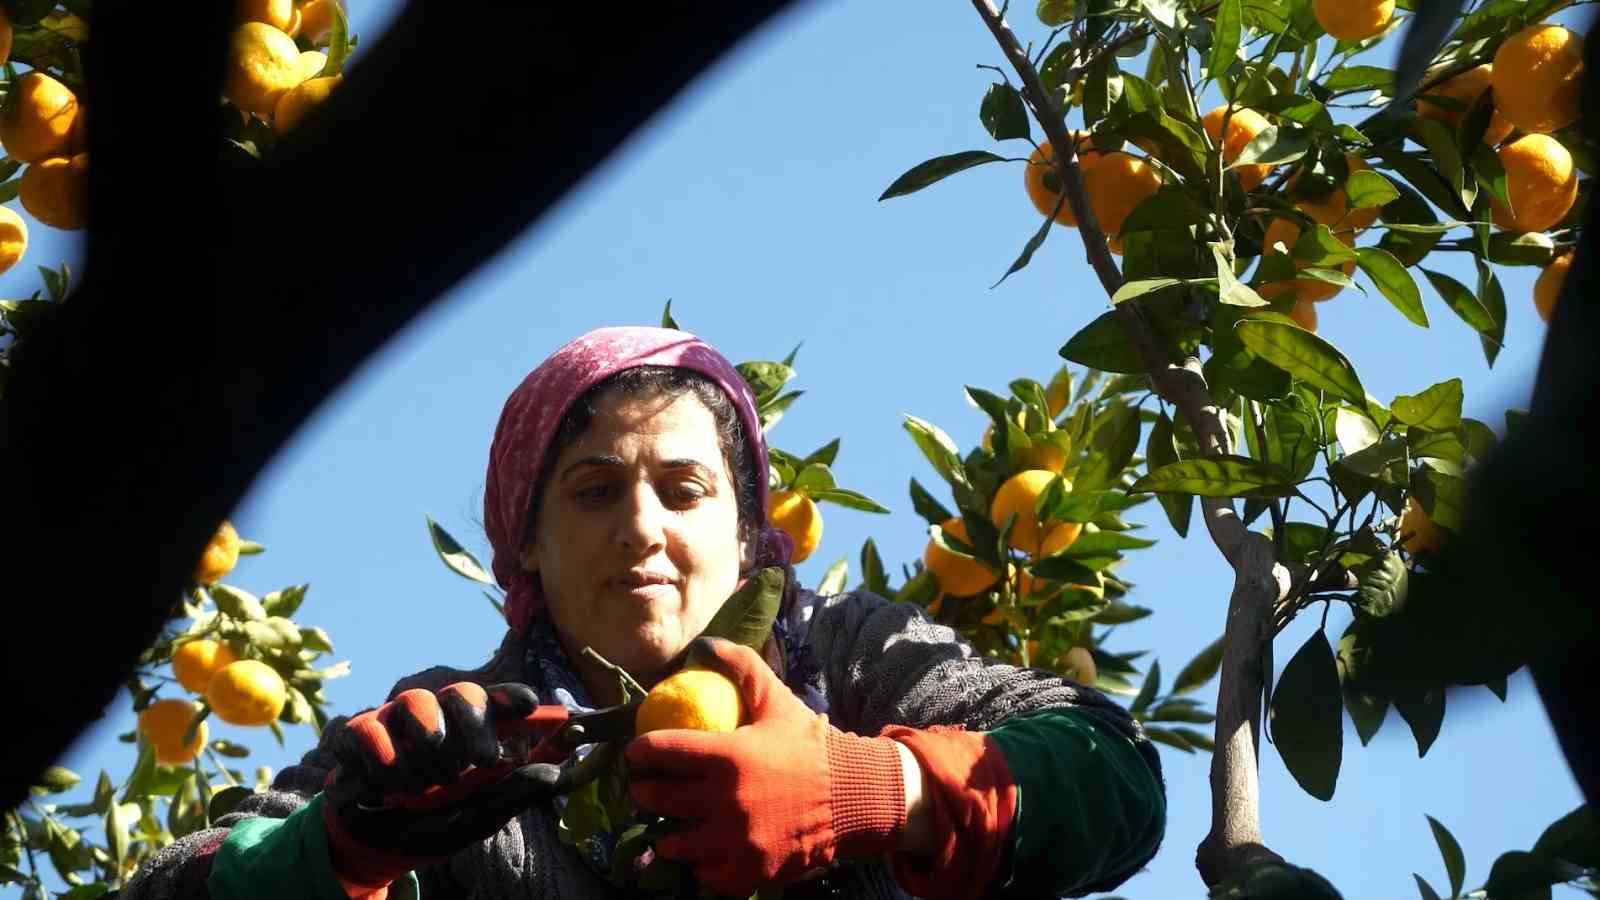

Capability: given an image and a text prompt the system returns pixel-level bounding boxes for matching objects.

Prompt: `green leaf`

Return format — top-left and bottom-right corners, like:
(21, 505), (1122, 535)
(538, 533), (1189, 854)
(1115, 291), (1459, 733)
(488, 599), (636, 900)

(1147, 412), (1191, 537)
(895, 570), (941, 608)
(1391, 378), (1462, 431)
(1120, 188), (1213, 235)
(1059, 310), (1143, 374)
(426, 515), (494, 586)
(792, 462), (836, 493)
(802, 438), (841, 469)
(904, 415), (970, 490)
(1233, 124), (1312, 168)
(1129, 455), (1294, 499)
(1235, 319), (1366, 408)
(1355, 247), (1428, 328)
(1213, 245), (1268, 308)
(261, 584), (308, 618)
(816, 557), (848, 596)
(1337, 624), (1389, 747)
(908, 478), (954, 525)
(1325, 65), (1394, 94)
(1420, 268), (1495, 340)
(879, 151), (1007, 201)
(208, 785), (254, 824)
(1482, 851), (1576, 898)
(660, 299), (681, 330)
(105, 800), (132, 876)
(1486, 230), (1555, 267)
(1474, 260), (1507, 368)
(1393, 684), (1445, 757)
(859, 539), (888, 596)
(1173, 636), (1225, 695)
(1346, 170), (1399, 210)
(993, 206), (1057, 287)
(1037, 0), (1079, 26)
(1425, 815), (1466, 899)
(1269, 630), (1343, 801)
(211, 585), (267, 621)
(700, 567), (783, 651)
(1110, 277), (1191, 305)
(1057, 530), (1156, 569)
(1411, 464), (1466, 531)
(1410, 117), (1474, 213)
(979, 84), (1030, 142)
(1207, 0), (1243, 77)
(1413, 874), (1443, 900)
(323, 0), (351, 76)
(1092, 602), (1153, 624)
(1131, 659), (1162, 714)
(737, 361), (796, 403)
(1532, 805), (1600, 868)
(35, 766), (80, 793)
(1353, 552), (1408, 618)
(809, 487), (890, 513)
(1143, 726), (1196, 753)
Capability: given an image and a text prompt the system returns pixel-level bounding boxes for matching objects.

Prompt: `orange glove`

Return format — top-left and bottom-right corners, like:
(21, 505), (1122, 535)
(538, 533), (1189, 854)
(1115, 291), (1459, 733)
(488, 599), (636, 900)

(625, 638), (907, 897)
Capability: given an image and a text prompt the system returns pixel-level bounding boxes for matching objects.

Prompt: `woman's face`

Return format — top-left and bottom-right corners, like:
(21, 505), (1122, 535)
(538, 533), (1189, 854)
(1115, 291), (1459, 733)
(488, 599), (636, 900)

(522, 389), (749, 684)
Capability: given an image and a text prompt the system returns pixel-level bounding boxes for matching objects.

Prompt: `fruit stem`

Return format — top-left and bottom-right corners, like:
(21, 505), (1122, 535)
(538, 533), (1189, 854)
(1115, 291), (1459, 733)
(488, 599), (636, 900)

(579, 646), (648, 702)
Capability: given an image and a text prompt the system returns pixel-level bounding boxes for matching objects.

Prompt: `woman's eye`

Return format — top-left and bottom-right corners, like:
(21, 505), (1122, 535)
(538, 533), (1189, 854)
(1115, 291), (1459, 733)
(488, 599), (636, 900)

(666, 486), (705, 505)
(576, 484), (613, 501)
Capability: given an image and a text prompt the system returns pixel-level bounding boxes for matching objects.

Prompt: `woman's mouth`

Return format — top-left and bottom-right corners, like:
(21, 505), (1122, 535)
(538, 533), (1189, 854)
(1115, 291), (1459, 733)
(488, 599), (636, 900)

(614, 571), (676, 601)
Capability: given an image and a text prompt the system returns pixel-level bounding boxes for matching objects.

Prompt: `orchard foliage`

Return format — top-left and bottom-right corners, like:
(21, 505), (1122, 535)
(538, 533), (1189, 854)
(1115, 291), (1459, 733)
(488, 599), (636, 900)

(880, 0), (1596, 895)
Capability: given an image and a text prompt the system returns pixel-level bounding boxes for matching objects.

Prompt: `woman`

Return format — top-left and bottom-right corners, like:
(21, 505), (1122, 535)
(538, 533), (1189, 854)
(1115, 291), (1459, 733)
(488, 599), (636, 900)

(125, 326), (1167, 899)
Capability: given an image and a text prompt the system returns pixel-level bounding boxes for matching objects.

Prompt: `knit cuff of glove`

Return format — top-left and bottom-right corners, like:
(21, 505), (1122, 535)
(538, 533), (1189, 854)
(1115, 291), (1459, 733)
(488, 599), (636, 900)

(880, 725), (1017, 900)
(320, 799), (419, 897)
(824, 728), (907, 858)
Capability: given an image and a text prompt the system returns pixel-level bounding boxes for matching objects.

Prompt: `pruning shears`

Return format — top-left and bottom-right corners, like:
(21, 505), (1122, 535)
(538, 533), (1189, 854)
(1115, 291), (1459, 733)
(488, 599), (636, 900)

(360, 700), (643, 815)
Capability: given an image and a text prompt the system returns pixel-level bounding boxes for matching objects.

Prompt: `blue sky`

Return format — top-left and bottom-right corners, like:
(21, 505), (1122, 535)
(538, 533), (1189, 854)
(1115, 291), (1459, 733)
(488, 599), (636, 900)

(6, 1), (1587, 896)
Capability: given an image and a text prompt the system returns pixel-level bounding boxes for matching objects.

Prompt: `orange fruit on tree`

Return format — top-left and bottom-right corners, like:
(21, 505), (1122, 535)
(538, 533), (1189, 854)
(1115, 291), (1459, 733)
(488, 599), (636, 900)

(207, 659), (287, 726)
(298, 50), (329, 81)
(1016, 520), (1086, 598)
(1398, 496), (1447, 556)
(0, 207), (27, 276)
(1082, 153), (1162, 242)
(171, 639), (239, 694)
(1063, 646), (1098, 685)
(1493, 24), (1585, 135)
(768, 489), (823, 564)
(1490, 134), (1578, 233)
(298, 0), (341, 46)
(635, 666), (743, 734)
(195, 520), (243, 585)
(223, 22), (305, 116)
(1202, 106), (1275, 190)
(1534, 250), (1572, 323)
(1312, 0), (1394, 41)
(924, 517), (999, 597)
(1289, 299), (1319, 332)
(991, 469), (1063, 553)
(1258, 204), (1356, 303)
(1024, 132), (1106, 226)
(0, 72), (81, 164)
(237, 0), (295, 31)
(1416, 64), (1515, 147)
(275, 76), (342, 133)
(19, 153), (89, 231)
(138, 699), (208, 766)
(1285, 157), (1377, 234)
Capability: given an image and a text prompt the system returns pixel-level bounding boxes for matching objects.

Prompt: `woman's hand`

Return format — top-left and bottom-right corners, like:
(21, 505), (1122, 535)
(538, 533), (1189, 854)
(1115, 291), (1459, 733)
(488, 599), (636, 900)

(626, 638), (909, 897)
(322, 682), (566, 888)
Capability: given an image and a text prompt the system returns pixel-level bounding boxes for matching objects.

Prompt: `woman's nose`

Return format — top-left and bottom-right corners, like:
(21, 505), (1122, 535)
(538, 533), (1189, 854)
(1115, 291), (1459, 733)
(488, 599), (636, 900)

(616, 481), (668, 556)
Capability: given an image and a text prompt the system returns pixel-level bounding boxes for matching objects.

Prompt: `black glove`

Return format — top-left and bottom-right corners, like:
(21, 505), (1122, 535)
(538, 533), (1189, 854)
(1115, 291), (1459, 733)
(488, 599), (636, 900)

(320, 681), (569, 886)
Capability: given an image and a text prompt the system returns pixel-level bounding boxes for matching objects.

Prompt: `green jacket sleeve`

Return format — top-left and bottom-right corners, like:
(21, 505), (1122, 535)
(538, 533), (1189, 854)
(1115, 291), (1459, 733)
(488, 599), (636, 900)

(987, 707), (1167, 897)
(208, 793), (421, 900)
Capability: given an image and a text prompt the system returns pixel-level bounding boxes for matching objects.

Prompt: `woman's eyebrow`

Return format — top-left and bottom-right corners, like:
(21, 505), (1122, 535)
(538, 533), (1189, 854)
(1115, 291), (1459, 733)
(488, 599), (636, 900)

(559, 456), (716, 478)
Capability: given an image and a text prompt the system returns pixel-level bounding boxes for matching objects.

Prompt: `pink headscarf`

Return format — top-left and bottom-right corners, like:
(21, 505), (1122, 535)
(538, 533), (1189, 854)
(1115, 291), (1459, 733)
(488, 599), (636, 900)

(484, 326), (791, 635)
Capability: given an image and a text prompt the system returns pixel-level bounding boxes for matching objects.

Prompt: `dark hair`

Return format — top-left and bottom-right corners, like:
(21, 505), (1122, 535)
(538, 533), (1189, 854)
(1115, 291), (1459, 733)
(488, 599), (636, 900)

(523, 366), (763, 553)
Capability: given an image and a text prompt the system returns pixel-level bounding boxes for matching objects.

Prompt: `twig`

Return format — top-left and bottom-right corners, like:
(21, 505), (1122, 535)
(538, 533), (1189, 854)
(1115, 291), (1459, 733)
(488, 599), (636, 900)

(580, 646), (648, 699)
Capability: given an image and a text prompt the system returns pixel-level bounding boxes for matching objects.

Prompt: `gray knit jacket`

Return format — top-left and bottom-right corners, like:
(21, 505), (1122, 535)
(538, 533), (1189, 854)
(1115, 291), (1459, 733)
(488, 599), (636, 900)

(123, 588), (1163, 899)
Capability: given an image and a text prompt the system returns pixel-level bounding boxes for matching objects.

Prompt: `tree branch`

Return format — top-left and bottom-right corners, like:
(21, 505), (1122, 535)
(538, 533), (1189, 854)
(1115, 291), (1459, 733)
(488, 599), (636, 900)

(967, 0), (1295, 886)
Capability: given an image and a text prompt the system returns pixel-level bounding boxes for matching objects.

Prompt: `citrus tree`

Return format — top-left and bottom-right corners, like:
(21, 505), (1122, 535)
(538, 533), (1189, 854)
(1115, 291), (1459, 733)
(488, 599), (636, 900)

(871, 0), (1595, 895)
(1, 2), (356, 896)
